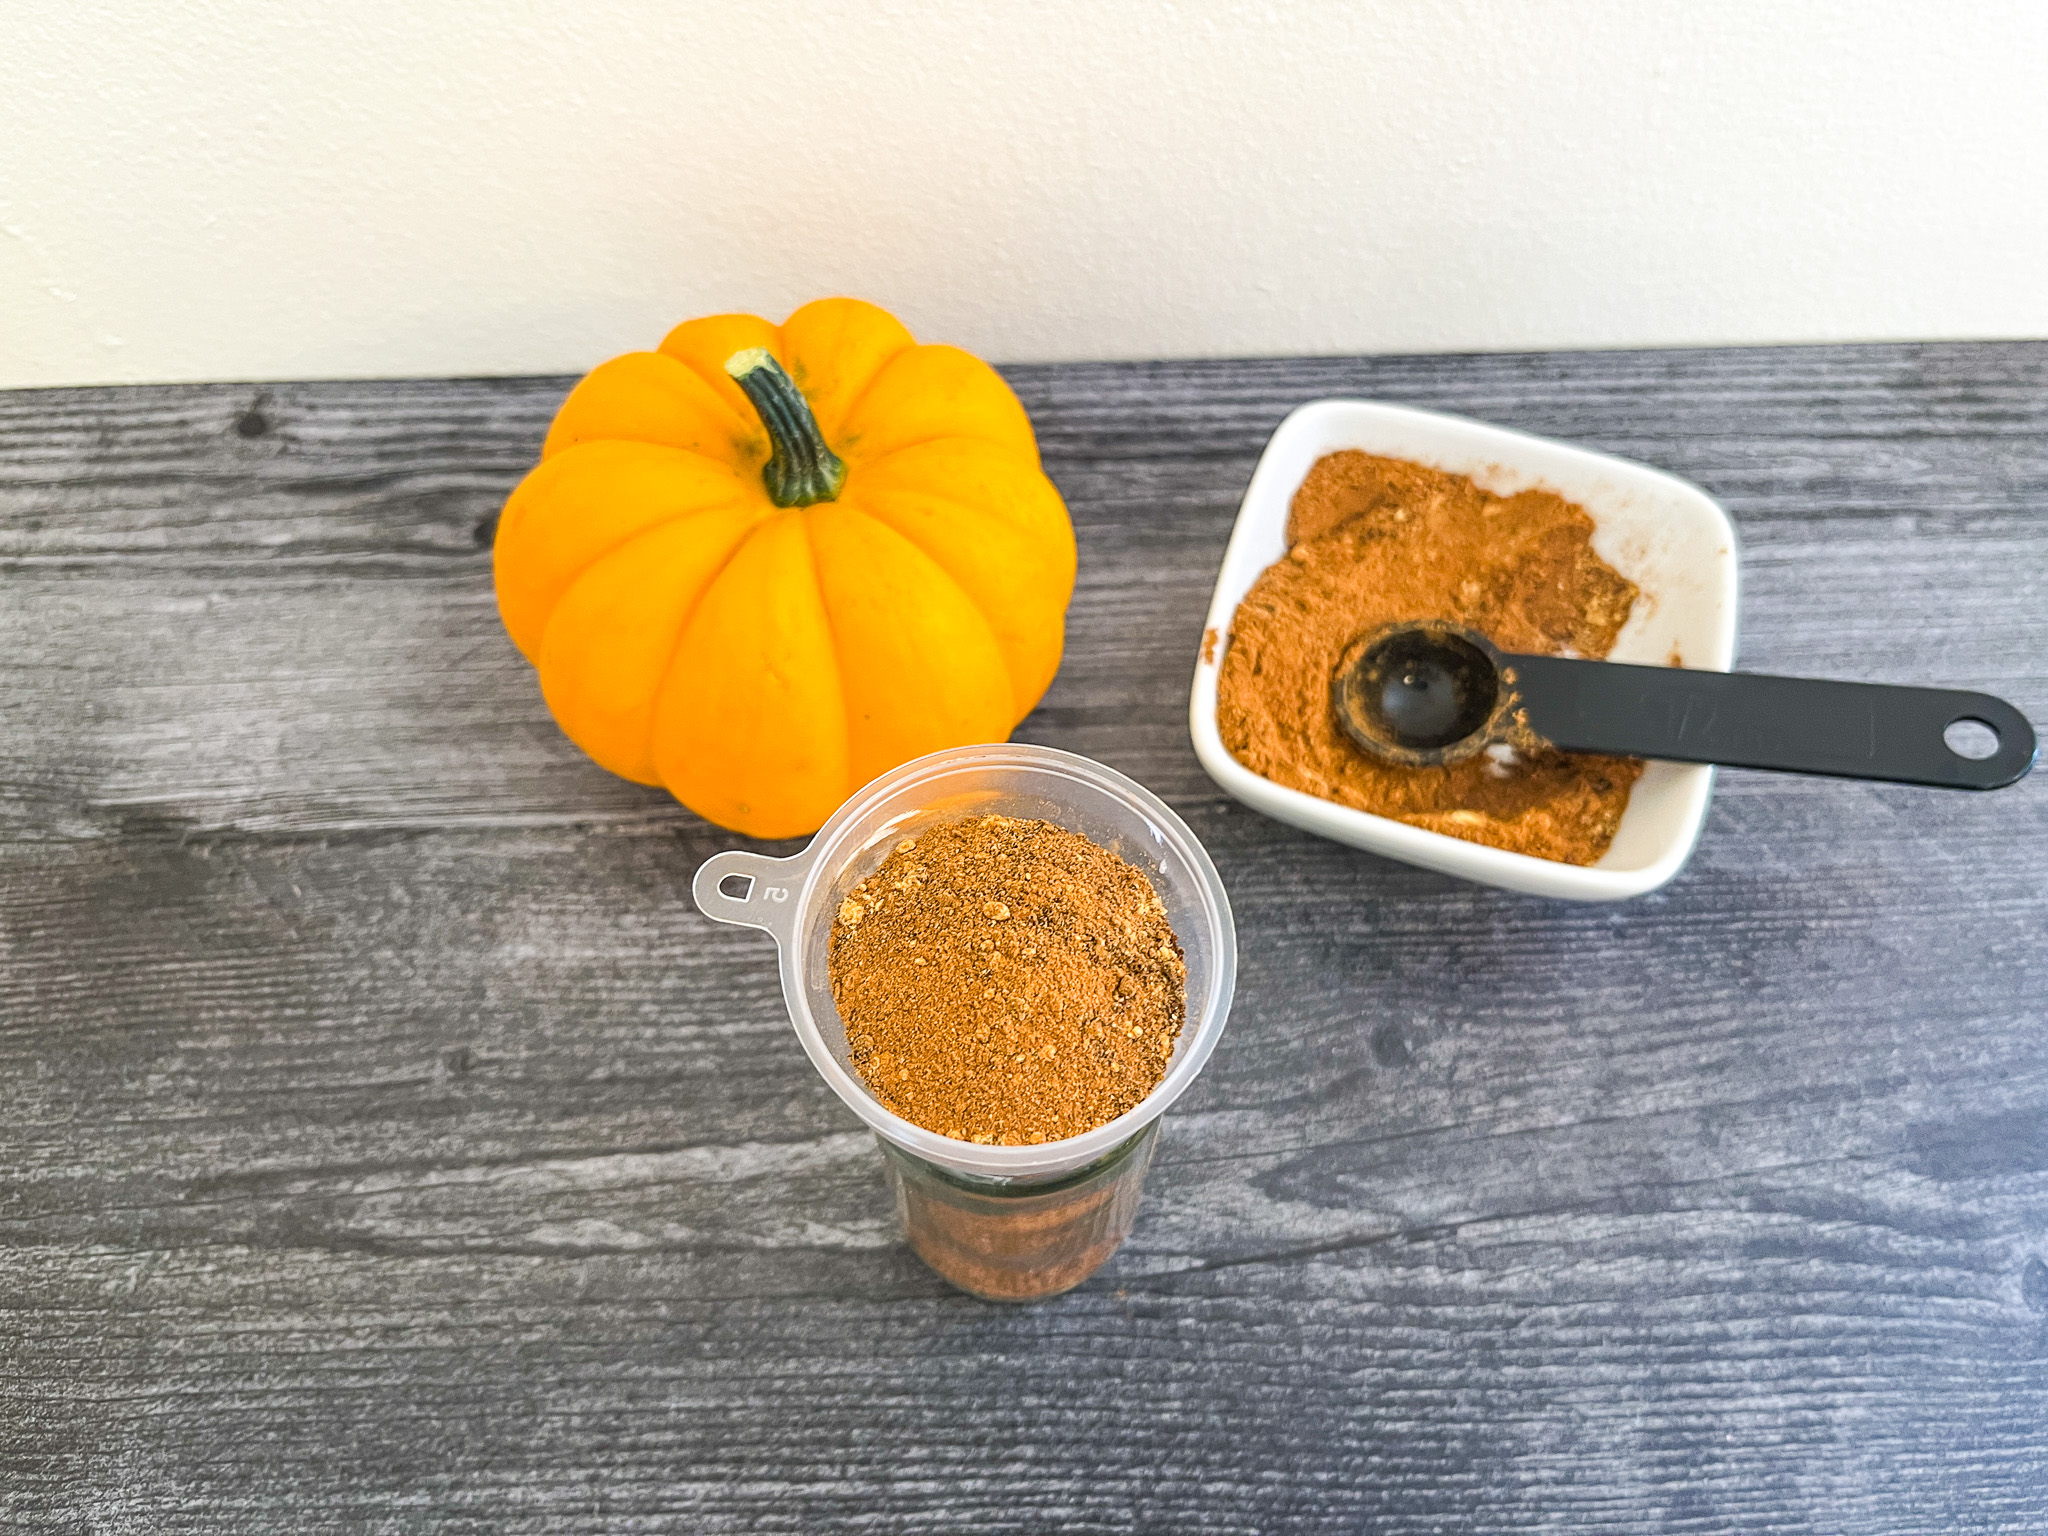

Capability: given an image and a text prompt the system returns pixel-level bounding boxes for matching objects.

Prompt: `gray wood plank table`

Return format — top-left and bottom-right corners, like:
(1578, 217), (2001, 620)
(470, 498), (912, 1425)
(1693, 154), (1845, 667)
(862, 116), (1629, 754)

(4, 343), (2046, 1534)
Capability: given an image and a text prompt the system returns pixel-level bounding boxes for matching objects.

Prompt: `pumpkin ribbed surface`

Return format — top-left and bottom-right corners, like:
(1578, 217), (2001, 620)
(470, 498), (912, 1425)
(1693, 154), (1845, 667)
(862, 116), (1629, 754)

(493, 298), (1076, 837)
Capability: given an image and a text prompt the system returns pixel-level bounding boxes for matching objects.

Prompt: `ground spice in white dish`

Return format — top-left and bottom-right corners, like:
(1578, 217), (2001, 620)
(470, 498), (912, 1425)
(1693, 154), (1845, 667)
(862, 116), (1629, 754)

(1216, 449), (1644, 866)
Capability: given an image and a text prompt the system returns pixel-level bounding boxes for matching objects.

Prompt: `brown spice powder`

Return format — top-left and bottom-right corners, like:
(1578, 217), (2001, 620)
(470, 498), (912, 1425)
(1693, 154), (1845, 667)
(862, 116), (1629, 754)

(828, 815), (1187, 1145)
(1217, 450), (1645, 865)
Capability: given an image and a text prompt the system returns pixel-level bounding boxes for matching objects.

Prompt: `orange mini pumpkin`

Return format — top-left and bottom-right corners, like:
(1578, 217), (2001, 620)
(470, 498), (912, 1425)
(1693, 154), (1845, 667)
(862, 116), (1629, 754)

(494, 298), (1077, 838)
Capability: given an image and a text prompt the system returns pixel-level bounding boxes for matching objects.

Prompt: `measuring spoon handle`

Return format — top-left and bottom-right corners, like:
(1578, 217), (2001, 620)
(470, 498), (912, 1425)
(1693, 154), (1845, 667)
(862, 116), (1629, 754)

(1502, 654), (2037, 789)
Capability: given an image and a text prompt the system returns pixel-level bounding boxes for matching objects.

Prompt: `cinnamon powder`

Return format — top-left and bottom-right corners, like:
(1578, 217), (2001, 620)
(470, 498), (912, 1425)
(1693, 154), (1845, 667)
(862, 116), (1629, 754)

(828, 815), (1186, 1145)
(1216, 450), (1644, 865)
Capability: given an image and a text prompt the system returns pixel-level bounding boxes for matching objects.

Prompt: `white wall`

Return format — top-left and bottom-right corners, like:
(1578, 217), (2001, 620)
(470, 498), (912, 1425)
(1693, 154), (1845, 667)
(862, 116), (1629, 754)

(5, 1), (2045, 389)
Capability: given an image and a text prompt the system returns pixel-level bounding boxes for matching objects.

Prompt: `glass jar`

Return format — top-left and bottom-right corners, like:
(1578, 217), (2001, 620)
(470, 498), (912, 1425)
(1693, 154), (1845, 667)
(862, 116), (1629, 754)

(878, 1123), (1159, 1302)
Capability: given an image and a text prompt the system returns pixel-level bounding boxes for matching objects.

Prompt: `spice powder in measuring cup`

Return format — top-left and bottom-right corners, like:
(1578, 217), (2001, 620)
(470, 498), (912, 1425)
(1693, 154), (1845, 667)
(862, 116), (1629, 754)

(1216, 450), (1646, 866)
(827, 815), (1186, 1145)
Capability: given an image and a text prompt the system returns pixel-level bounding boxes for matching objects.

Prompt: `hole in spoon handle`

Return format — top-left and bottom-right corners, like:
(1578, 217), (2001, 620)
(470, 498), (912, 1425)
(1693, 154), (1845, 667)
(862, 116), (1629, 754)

(1502, 654), (2038, 790)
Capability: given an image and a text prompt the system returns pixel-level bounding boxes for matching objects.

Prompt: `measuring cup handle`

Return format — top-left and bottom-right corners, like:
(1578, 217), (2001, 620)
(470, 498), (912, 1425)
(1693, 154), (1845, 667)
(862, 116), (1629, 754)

(692, 846), (812, 943)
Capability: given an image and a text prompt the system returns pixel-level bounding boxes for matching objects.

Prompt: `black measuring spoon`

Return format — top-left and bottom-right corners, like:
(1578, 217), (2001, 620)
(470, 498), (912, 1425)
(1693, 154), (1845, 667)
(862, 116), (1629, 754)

(1330, 621), (2037, 789)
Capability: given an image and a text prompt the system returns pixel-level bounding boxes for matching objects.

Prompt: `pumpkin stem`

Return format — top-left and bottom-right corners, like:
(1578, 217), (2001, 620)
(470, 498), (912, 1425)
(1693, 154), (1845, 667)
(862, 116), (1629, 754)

(724, 348), (847, 507)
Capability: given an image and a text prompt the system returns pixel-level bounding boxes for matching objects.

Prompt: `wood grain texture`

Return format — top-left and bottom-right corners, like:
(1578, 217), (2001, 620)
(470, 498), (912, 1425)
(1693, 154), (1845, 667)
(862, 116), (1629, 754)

(3, 343), (2047, 1534)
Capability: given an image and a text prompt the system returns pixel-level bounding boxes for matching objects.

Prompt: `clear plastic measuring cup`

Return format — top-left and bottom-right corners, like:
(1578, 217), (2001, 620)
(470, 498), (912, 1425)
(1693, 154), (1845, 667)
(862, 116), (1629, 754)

(692, 743), (1237, 1299)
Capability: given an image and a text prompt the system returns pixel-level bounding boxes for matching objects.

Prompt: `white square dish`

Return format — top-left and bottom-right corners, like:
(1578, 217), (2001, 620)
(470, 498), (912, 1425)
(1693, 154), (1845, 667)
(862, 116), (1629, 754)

(1189, 399), (1741, 901)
